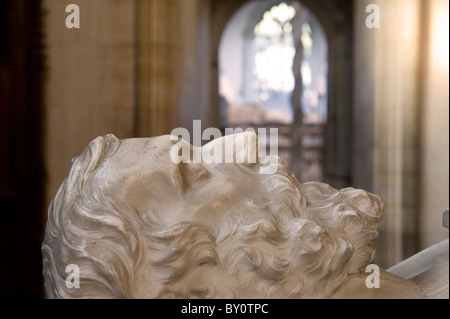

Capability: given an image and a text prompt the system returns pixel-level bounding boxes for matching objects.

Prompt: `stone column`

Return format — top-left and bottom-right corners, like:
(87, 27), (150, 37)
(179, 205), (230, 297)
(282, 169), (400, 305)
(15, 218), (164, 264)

(371, 0), (422, 267)
(289, 1), (307, 180)
(43, 0), (136, 207)
(135, 0), (178, 137)
(418, 0), (449, 250)
(320, 2), (353, 189)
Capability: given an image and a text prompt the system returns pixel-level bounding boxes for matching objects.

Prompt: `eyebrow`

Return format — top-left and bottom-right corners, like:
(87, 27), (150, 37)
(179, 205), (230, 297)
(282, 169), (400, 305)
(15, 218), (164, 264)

(171, 162), (210, 195)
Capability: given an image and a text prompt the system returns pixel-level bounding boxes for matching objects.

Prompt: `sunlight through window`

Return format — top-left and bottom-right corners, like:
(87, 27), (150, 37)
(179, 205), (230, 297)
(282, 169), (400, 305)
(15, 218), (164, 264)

(253, 2), (296, 117)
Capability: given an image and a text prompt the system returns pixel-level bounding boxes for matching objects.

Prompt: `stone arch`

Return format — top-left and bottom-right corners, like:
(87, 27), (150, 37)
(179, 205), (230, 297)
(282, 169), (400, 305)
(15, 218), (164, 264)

(210, 0), (353, 187)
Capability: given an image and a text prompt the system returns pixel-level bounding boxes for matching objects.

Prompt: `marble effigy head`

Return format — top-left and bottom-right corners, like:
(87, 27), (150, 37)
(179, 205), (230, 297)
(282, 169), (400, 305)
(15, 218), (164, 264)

(42, 132), (427, 298)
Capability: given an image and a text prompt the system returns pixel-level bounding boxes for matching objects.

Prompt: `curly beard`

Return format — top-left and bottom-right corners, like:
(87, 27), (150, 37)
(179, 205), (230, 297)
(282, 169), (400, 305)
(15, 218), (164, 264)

(143, 161), (383, 298)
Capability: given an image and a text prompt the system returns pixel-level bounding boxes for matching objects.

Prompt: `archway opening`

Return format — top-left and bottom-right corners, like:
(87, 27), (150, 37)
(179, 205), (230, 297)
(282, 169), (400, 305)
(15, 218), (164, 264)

(218, 0), (328, 181)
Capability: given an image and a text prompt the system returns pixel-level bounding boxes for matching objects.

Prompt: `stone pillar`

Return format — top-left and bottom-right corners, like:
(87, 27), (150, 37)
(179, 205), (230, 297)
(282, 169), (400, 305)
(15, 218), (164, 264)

(353, 0), (449, 268)
(418, 0), (449, 250)
(174, 0), (213, 135)
(43, 0), (136, 208)
(318, 1), (353, 189)
(289, 2), (307, 180)
(135, 0), (178, 137)
(371, 0), (422, 267)
(352, 0), (376, 193)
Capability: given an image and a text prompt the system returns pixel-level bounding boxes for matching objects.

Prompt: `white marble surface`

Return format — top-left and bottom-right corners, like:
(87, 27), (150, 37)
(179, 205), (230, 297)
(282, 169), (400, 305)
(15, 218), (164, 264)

(388, 239), (449, 299)
(42, 133), (446, 299)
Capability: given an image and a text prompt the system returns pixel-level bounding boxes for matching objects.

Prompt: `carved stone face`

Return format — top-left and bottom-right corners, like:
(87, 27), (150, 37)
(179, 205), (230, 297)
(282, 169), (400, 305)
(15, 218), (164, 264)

(95, 132), (270, 230)
(43, 132), (427, 299)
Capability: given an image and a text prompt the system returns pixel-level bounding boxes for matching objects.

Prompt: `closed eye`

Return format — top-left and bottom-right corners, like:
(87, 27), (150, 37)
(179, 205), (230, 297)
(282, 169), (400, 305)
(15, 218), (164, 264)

(171, 162), (210, 195)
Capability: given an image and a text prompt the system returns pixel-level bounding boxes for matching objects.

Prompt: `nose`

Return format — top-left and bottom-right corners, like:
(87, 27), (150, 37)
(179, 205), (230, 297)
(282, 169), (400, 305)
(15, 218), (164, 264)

(202, 131), (259, 165)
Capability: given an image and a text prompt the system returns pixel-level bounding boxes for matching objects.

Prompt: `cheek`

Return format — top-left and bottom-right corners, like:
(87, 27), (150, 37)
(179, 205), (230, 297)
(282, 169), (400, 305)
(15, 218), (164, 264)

(187, 181), (257, 229)
(123, 173), (186, 223)
(190, 169), (261, 208)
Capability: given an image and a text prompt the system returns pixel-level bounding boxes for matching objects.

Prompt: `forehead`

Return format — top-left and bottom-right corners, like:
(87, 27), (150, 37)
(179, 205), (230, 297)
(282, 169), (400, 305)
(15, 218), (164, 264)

(117, 135), (174, 156)
(103, 135), (177, 174)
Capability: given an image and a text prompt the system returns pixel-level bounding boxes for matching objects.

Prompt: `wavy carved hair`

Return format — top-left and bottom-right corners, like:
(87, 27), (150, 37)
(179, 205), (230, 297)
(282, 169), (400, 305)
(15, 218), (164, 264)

(42, 134), (130, 298)
(42, 134), (384, 299)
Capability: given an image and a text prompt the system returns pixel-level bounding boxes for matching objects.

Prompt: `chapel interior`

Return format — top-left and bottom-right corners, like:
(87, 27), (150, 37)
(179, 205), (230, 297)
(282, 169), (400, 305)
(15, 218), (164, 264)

(0, 0), (448, 298)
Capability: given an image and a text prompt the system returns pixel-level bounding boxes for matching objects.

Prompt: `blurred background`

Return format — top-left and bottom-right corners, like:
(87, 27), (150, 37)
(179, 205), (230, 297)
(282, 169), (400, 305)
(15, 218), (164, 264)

(0, 0), (448, 298)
